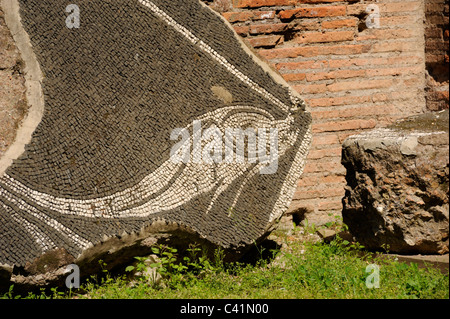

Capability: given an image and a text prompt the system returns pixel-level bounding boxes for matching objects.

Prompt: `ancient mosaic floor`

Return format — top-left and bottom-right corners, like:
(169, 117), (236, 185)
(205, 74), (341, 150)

(0, 0), (311, 270)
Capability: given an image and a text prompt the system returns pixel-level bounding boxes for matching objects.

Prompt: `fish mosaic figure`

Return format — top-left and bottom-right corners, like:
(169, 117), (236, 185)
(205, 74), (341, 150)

(0, 0), (311, 281)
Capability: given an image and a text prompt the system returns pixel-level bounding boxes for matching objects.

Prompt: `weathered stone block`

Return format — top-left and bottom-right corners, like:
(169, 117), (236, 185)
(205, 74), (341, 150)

(342, 110), (449, 255)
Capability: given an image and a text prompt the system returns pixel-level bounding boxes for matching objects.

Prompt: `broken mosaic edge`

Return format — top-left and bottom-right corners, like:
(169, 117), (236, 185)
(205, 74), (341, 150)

(0, 0), (312, 287)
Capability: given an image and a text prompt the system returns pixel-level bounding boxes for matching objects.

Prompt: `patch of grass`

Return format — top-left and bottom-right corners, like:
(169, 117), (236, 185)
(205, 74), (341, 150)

(2, 228), (449, 299)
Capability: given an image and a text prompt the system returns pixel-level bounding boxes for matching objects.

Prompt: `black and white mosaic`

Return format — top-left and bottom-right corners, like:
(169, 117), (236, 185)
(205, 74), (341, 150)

(0, 0), (311, 268)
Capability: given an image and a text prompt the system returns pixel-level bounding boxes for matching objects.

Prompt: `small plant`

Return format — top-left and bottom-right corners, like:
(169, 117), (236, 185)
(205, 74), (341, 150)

(301, 219), (317, 234)
(381, 243), (391, 254)
(125, 256), (148, 275)
(323, 213), (349, 233)
(185, 244), (215, 273)
(125, 256), (146, 273)
(2, 285), (18, 299)
(97, 259), (114, 285)
(150, 245), (180, 275)
(50, 287), (65, 299)
(212, 247), (225, 271)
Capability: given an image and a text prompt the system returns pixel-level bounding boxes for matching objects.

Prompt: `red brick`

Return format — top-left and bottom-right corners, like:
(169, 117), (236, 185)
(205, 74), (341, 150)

(321, 175), (346, 184)
(371, 93), (389, 102)
(380, 16), (417, 27)
(258, 47), (299, 59)
(222, 12), (253, 23)
(307, 147), (342, 159)
(390, 90), (421, 101)
(304, 66), (423, 84)
(344, 3), (363, 15)
(306, 95), (371, 107)
(293, 187), (344, 200)
(383, 1), (422, 13)
(282, 72), (306, 82)
(311, 134), (340, 146)
(293, 83), (327, 94)
(322, 18), (358, 29)
(312, 119), (377, 133)
(279, 6), (346, 19)
(233, 25), (250, 35)
(291, 19), (322, 31)
(299, 0), (359, 3)
(327, 58), (370, 69)
(249, 23), (290, 34)
(356, 29), (415, 41)
(403, 77), (423, 87)
(326, 79), (393, 92)
(222, 11), (275, 23)
(259, 44), (369, 59)
(297, 175), (319, 187)
(303, 161), (346, 174)
(247, 35), (283, 48)
(365, 65), (423, 77)
(313, 44), (370, 56)
(311, 105), (397, 120)
(318, 200), (342, 211)
(275, 60), (329, 71)
(328, 55), (423, 68)
(234, 0), (296, 8)
(306, 69), (365, 81)
(347, 2), (421, 15)
(371, 41), (419, 53)
(293, 30), (354, 44)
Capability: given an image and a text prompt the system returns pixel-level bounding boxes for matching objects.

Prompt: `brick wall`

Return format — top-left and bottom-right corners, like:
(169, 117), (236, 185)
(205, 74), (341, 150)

(424, 0), (449, 111)
(206, 0), (437, 224)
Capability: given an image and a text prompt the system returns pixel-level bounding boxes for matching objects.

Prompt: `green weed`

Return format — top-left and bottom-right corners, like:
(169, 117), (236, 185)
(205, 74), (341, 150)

(2, 227), (448, 299)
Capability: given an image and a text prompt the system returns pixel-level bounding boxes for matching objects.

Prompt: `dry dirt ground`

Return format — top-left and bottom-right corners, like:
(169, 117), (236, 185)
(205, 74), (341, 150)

(0, 7), (28, 159)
